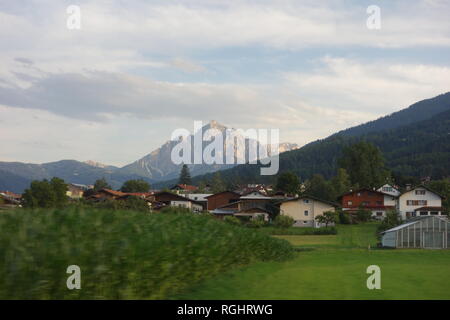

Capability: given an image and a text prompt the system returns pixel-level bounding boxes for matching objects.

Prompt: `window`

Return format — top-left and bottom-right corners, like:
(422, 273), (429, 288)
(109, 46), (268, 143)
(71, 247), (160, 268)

(347, 201), (353, 205)
(383, 187), (393, 192)
(362, 201), (369, 206)
(303, 221), (308, 224)
(415, 189), (426, 195)
(376, 201), (382, 205)
(407, 200), (428, 206)
(376, 212), (383, 216)
(420, 211), (428, 216)
(303, 199), (310, 204)
(357, 192), (361, 197)
(304, 210), (309, 216)
(430, 211), (439, 215)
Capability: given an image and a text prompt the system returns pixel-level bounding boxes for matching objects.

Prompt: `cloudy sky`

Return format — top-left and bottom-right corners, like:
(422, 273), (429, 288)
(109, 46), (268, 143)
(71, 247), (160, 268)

(1, 0), (449, 166)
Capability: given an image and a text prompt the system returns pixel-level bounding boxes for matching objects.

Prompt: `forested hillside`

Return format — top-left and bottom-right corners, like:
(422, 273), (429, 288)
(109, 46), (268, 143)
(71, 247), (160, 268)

(166, 95), (450, 188)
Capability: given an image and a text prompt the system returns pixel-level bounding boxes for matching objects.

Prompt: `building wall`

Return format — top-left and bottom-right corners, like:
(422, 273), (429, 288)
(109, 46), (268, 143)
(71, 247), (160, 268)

(207, 192), (240, 211)
(383, 194), (397, 207)
(342, 190), (384, 209)
(280, 198), (335, 227)
(398, 188), (442, 220)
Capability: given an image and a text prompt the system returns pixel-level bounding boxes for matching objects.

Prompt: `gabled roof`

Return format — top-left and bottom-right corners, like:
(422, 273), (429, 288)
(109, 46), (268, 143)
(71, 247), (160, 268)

(204, 190), (240, 198)
(414, 206), (445, 212)
(338, 188), (386, 199)
(98, 189), (127, 197)
(400, 184), (446, 199)
(170, 184), (198, 191)
(240, 190), (272, 200)
(154, 191), (204, 205)
(380, 215), (449, 234)
(278, 194), (339, 207)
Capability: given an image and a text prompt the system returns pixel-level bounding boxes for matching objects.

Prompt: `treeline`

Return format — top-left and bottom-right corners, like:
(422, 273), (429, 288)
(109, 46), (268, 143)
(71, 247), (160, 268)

(21, 177), (153, 211)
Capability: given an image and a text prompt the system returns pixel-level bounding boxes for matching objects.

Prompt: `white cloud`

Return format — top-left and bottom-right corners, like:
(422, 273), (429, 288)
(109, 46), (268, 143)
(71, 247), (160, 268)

(1, 1), (450, 165)
(285, 57), (450, 114)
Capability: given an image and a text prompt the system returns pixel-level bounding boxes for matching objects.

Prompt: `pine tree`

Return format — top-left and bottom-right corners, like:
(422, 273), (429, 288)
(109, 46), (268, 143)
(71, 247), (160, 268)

(178, 164), (192, 185)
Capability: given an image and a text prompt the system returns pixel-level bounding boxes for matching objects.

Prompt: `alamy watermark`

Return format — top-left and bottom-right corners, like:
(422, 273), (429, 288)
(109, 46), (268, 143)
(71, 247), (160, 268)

(366, 5), (381, 30)
(67, 5), (81, 30)
(66, 265), (81, 290)
(366, 265), (381, 289)
(170, 121), (279, 175)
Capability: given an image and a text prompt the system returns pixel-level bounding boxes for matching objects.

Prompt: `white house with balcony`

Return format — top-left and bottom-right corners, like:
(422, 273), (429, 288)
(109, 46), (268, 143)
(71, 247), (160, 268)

(398, 185), (445, 220)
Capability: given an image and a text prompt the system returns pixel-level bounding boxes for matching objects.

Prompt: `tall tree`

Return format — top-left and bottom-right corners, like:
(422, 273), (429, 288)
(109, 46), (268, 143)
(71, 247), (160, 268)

(275, 171), (300, 195)
(304, 174), (336, 201)
(426, 179), (450, 213)
(211, 172), (226, 193)
(23, 178), (68, 208)
(338, 141), (390, 188)
(50, 177), (69, 205)
(93, 178), (111, 191)
(120, 179), (150, 193)
(331, 168), (351, 197)
(178, 164), (192, 185)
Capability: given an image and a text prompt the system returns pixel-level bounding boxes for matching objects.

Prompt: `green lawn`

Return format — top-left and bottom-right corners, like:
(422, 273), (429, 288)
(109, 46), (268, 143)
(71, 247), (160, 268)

(175, 223), (450, 300)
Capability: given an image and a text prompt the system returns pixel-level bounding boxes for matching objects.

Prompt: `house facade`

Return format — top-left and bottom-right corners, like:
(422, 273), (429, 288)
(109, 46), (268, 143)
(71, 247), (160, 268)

(340, 188), (395, 219)
(170, 184), (198, 194)
(206, 191), (240, 211)
(212, 200), (271, 221)
(398, 185), (444, 220)
(154, 191), (203, 212)
(279, 196), (337, 227)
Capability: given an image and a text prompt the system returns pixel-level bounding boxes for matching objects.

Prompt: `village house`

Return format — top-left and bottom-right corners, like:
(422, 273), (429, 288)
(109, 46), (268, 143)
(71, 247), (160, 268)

(205, 191), (241, 211)
(0, 191), (22, 209)
(154, 191), (204, 212)
(278, 195), (338, 227)
(170, 184), (199, 195)
(209, 190), (275, 221)
(212, 200), (272, 221)
(340, 188), (395, 219)
(66, 183), (87, 199)
(184, 193), (212, 211)
(398, 185), (445, 220)
(85, 188), (127, 201)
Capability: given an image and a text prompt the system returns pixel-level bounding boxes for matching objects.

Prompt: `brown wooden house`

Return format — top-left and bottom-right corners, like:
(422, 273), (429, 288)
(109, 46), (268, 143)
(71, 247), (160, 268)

(205, 191), (241, 211)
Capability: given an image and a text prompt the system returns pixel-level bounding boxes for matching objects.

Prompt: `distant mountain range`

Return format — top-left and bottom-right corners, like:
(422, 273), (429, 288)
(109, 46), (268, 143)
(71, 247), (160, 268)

(0, 121), (299, 193)
(155, 92), (450, 188)
(2, 92), (449, 193)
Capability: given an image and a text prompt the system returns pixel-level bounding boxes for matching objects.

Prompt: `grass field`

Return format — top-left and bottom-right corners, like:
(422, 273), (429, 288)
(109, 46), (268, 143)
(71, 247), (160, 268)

(175, 223), (450, 300)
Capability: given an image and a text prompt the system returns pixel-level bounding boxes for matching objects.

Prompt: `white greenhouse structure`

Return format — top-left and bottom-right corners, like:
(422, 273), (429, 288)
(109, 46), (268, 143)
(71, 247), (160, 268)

(381, 216), (449, 249)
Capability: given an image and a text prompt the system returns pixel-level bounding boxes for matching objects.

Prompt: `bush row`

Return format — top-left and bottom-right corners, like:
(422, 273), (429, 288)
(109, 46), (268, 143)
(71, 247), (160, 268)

(0, 208), (294, 299)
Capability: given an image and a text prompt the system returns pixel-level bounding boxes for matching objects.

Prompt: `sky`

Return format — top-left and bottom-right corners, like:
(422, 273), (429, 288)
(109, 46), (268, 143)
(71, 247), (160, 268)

(0, 0), (450, 166)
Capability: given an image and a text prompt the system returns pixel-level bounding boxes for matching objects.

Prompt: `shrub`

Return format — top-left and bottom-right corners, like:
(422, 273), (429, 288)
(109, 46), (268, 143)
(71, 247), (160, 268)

(260, 226), (337, 235)
(273, 215), (295, 228)
(377, 209), (402, 237)
(223, 216), (241, 226)
(337, 210), (351, 224)
(158, 206), (192, 214)
(0, 208), (293, 299)
(356, 208), (372, 222)
(247, 216), (266, 228)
